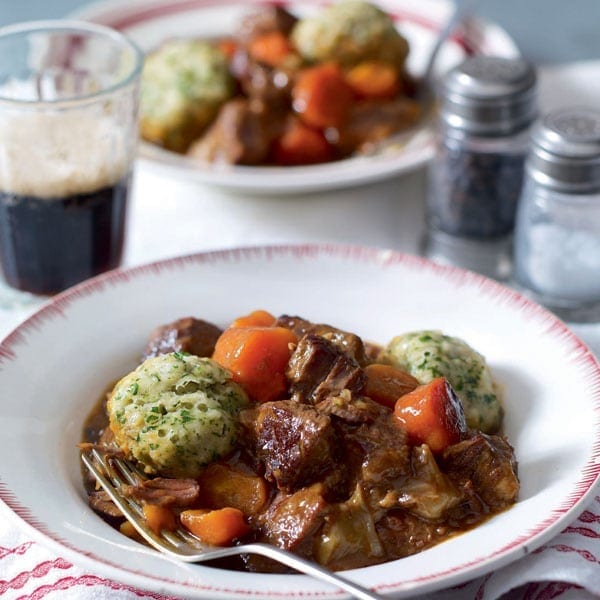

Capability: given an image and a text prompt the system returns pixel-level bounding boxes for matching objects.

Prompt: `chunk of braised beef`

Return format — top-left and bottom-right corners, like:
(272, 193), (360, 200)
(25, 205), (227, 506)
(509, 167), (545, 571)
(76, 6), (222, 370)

(344, 417), (411, 511)
(443, 479), (489, 528)
(364, 341), (383, 362)
(376, 510), (449, 559)
(255, 483), (330, 560)
(122, 477), (200, 507)
(143, 317), (222, 360)
(287, 334), (366, 405)
(189, 98), (286, 165)
(274, 314), (313, 335)
(276, 315), (368, 365)
(316, 394), (412, 510)
(313, 328), (369, 366)
(236, 5), (298, 44)
(441, 432), (519, 510)
(229, 49), (294, 107)
(237, 405), (262, 470)
(250, 400), (339, 493)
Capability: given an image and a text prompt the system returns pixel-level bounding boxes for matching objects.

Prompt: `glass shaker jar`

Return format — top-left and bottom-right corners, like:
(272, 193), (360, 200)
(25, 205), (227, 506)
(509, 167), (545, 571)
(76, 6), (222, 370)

(513, 107), (600, 322)
(423, 56), (537, 280)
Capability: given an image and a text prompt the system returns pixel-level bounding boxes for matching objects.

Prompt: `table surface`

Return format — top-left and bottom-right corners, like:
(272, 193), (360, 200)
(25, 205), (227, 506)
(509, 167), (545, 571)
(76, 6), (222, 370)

(1, 0), (600, 64)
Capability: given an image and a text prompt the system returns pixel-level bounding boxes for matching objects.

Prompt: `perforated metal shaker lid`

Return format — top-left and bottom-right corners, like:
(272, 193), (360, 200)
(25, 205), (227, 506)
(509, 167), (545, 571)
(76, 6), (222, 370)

(528, 107), (600, 192)
(441, 56), (537, 135)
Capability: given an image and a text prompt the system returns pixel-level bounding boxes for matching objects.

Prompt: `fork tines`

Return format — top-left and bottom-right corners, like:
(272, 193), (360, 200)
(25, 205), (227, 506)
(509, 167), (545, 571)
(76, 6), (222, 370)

(80, 449), (204, 554)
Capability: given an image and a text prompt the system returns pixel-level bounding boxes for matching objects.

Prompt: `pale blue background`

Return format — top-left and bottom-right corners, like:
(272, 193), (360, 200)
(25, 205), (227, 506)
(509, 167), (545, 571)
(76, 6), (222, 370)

(0, 0), (599, 65)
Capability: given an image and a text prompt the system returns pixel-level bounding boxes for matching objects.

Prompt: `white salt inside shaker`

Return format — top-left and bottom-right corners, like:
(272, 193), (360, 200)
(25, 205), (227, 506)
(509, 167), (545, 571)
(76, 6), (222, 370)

(513, 107), (600, 322)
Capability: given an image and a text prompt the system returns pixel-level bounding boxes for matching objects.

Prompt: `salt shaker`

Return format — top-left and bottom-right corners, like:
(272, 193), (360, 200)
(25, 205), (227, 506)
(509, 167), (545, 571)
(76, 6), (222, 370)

(423, 56), (537, 280)
(513, 107), (600, 322)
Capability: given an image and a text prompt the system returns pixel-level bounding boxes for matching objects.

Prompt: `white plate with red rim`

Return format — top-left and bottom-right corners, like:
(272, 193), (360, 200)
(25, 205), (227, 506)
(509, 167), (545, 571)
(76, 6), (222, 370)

(0, 245), (598, 599)
(73, 0), (520, 194)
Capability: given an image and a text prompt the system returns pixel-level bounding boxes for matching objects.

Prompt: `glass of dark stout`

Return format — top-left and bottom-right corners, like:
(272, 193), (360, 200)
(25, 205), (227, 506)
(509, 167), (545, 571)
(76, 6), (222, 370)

(0, 20), (143, 297)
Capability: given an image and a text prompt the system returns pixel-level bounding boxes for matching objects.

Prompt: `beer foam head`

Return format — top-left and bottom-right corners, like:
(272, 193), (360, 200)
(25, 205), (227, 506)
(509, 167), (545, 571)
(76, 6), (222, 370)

(0, 109), (134, 198)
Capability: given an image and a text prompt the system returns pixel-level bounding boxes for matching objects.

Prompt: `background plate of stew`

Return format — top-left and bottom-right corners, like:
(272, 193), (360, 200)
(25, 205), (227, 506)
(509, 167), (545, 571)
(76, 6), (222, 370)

(73, 0), (519, 194)
(0, 245), (599, 598)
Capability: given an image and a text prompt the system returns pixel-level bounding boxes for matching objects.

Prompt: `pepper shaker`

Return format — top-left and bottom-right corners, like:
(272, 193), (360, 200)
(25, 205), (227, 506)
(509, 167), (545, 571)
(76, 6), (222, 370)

(513, 107), (600, 322)
(423, 56), (537, 280)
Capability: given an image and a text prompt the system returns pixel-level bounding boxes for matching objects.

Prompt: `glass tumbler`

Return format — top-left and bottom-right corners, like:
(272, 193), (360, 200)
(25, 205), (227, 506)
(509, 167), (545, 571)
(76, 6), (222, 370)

(513, 107), (600, 322)
(0, 20), (143, 296)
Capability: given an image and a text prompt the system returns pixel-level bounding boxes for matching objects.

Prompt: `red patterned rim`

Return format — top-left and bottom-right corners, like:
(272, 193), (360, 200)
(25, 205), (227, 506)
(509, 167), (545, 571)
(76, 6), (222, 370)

(84, 0), (479, 55)
(1, 244), (599, 596)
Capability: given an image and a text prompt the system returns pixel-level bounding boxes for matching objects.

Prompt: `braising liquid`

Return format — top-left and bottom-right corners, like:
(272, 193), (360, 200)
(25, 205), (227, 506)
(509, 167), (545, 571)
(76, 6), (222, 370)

(0, 176), (129, 295)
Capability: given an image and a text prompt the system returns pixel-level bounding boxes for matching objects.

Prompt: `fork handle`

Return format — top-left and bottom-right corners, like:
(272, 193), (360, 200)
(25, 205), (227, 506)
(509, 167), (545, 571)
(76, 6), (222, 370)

(241, 543), (385, 600)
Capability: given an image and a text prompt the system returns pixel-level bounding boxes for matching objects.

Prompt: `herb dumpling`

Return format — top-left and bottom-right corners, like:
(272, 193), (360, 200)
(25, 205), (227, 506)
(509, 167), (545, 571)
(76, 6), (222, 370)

(379, 331), (503, 433)
(140, 40), (235, 153)
(291, 0), (409, 70)
(107, 353), (249, 478)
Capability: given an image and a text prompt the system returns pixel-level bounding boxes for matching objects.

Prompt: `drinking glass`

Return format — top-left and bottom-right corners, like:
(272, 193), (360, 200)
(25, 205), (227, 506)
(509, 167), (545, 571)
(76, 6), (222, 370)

(0, 20), (143, 306)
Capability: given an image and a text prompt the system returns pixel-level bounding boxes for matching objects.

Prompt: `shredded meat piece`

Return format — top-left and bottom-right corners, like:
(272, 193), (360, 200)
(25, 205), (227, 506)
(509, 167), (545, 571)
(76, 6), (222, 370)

(78, 441), (123, 458)
(89, 490), (123, 519)
(122, 477), (200, 507)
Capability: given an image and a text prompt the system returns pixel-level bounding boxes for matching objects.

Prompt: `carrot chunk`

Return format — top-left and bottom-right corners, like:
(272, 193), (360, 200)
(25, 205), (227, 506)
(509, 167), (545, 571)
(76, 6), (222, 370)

(199, 463), (269, 515)
(180, 507), (250, 546)
(212, 326), (298, 403)
(363, 363), (420, 409)
(119, 520), (142, 541)
(142, 503), (177, 535)
(393, 377), (467, 453)
(345, 61), (401, 100)
(230, 309), (276, 328)
(292, 63), (354, 129)
(217, 37), (238, 60)
(247, 31), (295, 67)
(272, 119), (333, 166)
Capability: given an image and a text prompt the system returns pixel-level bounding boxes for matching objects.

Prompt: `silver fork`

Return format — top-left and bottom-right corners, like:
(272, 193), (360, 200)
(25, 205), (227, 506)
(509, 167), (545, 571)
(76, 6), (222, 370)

(81, 449), (385, 600)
